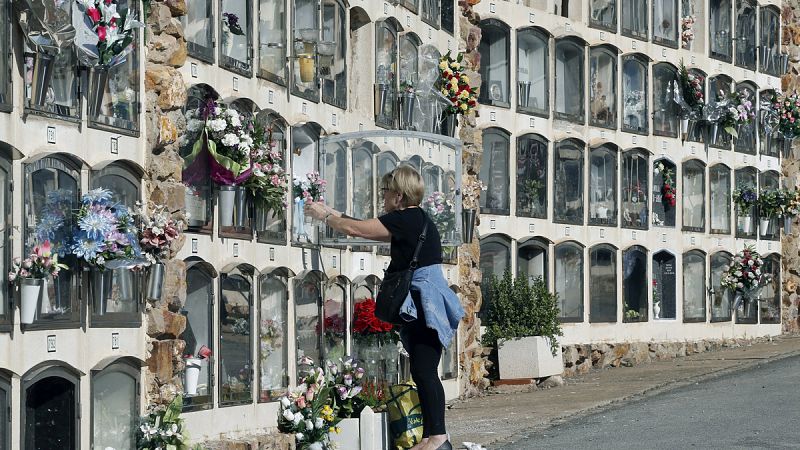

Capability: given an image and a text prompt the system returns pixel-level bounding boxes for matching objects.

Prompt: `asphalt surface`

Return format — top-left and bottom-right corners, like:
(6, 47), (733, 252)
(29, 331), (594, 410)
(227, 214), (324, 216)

(495, 355), (800, 450)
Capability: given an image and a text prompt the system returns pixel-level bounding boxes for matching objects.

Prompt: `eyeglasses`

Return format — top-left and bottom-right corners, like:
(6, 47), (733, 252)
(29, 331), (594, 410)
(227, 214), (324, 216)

(380, 187), (390, 193)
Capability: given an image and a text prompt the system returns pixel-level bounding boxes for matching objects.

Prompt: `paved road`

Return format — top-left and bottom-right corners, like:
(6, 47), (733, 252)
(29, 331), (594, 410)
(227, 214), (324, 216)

(495, 355), (800, 450)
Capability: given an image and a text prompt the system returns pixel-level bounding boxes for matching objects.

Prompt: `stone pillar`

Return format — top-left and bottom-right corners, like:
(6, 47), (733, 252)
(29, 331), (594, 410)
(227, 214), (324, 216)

(457, 1), (491, 394)
(143, 0), (191, 408)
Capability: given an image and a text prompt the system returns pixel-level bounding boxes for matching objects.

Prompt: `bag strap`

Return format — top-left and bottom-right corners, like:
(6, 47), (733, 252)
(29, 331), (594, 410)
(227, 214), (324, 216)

(409, 209), (428, 270)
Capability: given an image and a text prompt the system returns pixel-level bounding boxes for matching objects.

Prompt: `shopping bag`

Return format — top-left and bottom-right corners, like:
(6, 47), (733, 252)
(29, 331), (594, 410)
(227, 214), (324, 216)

(386, 382), (424, 449)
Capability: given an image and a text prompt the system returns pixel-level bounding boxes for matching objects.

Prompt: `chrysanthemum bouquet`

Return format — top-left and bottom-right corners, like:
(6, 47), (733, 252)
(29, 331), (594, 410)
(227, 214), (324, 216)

(76, 0), (143, 67)
(720, 244), (771, 295)
(133, 202), (184, 265)
(437, 51), (477, 116)
(260, 317), (284, 358)
(719, 90), (755, 139)
(422, 190), (455, 236)
(34, 189), (76, 257)
(71, 188), (141, 268)
(293, 172), (327, 202)
(185, 99), (254, 186)
(136, 395), (191, 450)
(244, 124), (289, 216)
(8, 241), (67, 286)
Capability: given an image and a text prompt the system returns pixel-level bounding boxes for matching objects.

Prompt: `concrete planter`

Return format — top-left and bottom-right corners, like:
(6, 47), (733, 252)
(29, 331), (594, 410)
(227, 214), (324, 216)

(498, 336), (563, 379)
(328, 407), (390, 450)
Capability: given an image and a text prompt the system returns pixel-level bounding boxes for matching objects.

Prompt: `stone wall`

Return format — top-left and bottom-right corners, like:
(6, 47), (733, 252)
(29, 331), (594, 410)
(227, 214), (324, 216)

(561, 337), (774, 377)
(781, 1), (800, 334)
(457, 0), (492, 395)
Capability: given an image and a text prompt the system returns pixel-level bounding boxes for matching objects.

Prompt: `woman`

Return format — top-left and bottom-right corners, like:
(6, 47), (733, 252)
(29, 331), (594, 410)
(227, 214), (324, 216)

(305, 165), (463, 450)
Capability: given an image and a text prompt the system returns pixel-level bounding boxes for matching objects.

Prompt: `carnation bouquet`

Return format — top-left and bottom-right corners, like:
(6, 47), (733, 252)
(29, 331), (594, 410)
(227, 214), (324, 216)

(71, 188), (142, 269)
(243, 123), (289, 217)
(422, 190), (455, 237)
(8, 241), (67, 286)
(184, 98), (254, 187)
(437, 51), (477, 116)
(718, 90), (755, 139)
(75, 0), (143, 67)
(352, 298), (397, 347)
(720, 244), (771, 300)
(134, 202), (184, 265)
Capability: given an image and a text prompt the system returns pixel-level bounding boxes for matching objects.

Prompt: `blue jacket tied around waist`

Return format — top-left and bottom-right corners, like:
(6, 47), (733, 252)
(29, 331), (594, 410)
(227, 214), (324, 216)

(398, 264), (465, 348)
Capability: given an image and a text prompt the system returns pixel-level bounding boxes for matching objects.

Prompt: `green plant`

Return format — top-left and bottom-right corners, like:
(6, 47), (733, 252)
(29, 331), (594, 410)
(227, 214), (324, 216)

(482, 271), (563, 357)
(137, 395), (191, 450)
(757, 189), (782, 218)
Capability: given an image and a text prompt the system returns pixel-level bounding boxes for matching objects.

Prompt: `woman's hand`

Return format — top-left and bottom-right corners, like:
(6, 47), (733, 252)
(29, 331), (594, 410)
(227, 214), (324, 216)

(304, 201), (328, 221)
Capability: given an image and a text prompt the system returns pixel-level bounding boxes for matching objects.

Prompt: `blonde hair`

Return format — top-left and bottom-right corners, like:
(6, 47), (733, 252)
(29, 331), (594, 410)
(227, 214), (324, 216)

(381, 164), (424, 207)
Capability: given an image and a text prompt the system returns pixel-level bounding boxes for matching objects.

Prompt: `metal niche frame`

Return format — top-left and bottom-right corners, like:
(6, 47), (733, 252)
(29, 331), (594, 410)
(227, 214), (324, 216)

(314, 130), (463, 247)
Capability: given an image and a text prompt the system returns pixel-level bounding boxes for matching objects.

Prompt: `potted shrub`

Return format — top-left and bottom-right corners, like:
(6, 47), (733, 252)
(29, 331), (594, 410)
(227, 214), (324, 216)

(8, 241), (67, 324)
(483, 271), (564, 380)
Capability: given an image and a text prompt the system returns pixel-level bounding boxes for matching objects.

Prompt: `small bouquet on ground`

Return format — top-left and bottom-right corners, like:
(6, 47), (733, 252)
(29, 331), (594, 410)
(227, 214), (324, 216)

(184, 98), (254, 187)
(292, 171), (327, 203)
(8, 241), (67, 286)
(718, 90), (755, 139)
(654, 162), (676, 208)
(222, 12), (245, 35)
(71, 188), (143, 269)
(243, 123), (289, 217)
(422, 190), (455, 236)
(134, 202), (185, 265)
(437, 51), (477, 116)
(136, 395), (191, 450)
(732, 185), (758, 215)
(720, 244), (771, 300)
(277, 357), (341, 450)
(352, 298), (397, 347)
(681, 15), (696, 49)
(75, 0), (144, 67)
(677, 61), (704, 117)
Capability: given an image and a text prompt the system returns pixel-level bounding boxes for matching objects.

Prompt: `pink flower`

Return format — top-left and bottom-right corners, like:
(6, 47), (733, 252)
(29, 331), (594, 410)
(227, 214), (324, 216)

(97, 25), (107, 41)
(86, 7), (101, 23)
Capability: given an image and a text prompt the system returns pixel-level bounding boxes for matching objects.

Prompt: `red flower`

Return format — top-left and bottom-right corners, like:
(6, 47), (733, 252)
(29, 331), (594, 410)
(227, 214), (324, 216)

(97, 25), (107, 41)
(353, 298), (393, 334)
(87, 7), (101, 23)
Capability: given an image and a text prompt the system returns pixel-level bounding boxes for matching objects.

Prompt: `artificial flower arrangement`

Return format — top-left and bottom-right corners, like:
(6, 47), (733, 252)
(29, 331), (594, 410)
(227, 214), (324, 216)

(34, 189), (76, 257)
(136, 395), (192, 450)
(422, 190), (455, 237)
(134, 202), (185, 265)
(720, 244), (771, 297)
(293, 171), (327, 203)
(8, 241), (67, 286)
(718, 90), (755, 139)
(774, 91), (800, 137)
(680, 15), (696, 49)
(400, 80), (415, 94)
(781, 187), (800, 218)
(352, 298), (397, 347)
(654, 162), (676, 208)
(260, 317), (284, 358)
(222, 12), (245, 36)
(243, 123), (289, 217)
(76, 0), (143, 67)
(732, 185), (758, 216)
(757, 189), (783, 219)
(71, 188), (142, 269)
(437, 51), (477, 116)
(461, 178), (486, 210)
(677, 61), (705, 116)
(184, 98), (254, 187)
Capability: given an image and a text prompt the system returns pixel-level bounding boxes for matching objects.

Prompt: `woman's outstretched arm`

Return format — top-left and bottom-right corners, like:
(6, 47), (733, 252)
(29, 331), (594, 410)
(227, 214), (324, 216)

(304, 202), (391, 242)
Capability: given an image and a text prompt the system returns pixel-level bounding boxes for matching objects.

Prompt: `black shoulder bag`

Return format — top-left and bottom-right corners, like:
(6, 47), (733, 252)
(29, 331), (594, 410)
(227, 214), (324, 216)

(375, 212), (429, 325)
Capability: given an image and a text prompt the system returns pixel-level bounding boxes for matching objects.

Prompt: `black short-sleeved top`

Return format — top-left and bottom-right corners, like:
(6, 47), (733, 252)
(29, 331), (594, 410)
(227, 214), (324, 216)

(378, 207), (442, 273)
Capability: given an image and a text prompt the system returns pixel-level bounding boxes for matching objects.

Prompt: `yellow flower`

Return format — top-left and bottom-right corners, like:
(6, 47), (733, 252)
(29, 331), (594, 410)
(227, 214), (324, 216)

(449, 85), (458, 94)
(461, 75), (470, 84)
(441, 89), (449, 96)
(450, 61), (461, 70)
(460, 103), (468, 111)
(439, 61), (448, 70)
(459, 90), (470, 99)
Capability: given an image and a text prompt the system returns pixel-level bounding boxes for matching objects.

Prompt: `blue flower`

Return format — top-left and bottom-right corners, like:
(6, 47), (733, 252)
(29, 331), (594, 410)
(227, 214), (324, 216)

(82, 188), (113, 205)
(72, 238), (102, 261)
(78, 210), (114, 241)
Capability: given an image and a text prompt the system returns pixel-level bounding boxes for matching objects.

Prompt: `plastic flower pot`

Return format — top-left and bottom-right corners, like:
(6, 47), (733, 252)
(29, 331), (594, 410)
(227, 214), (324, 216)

(759, 217), (771, 237)
(739, 215), (753, 234)
(184, 358), (203, 395)
(20, 278), (42, 324)
(218, 185), (237, 227)
(234, 186), (249, 228)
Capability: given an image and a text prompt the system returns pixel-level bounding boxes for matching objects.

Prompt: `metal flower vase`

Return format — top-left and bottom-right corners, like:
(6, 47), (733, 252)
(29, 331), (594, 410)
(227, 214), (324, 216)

(374, 84), (389, 117)
(91, 268), (135, 315)
(89, 66), (110, 118)
(518, 81), (532, 108)
(785, 216), (793, 235)
(20, 278), (42, 324)
(146, 262), (165, 301)
(707, 122), (720, 146)
(399, 91), (416, 130)
(30, 53), (55, 106)
(760, 45), (773, 72)
(234, 186), (249, 228)
(780, 53), (790, 74)
(461, 209), (477, 244)
(218, 185), (237, 227)
(438, 113), (457, 137)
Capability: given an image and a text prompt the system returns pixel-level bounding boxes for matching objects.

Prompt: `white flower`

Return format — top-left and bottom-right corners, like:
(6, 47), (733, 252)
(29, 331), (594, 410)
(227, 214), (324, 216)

(226, 108), (239, 118)
(295, 432), (305, 441)
(748, 260), (754, 266)
(221, 133), (240, 147)
(281, 397), (291, 408)
(292, 413), (303, 425)
(748, 272), (755, 278)
(308, 442), (324, 450)
(230, 114), (242, 128)
(314, 417), (324, 429)
(187, 119), (204, 132)
(282, 409), (295, 421)
(208, 118), (227, 132)
(305, 419), (314, 430)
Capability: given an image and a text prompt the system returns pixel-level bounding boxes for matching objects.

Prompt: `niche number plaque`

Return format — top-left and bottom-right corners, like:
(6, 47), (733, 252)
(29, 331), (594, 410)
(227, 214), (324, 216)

(47, 335), (56, 353)
(111, 333), (120, 350)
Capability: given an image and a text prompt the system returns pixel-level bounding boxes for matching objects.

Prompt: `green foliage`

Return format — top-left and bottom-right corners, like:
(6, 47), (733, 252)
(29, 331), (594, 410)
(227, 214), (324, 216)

(137, 395), (191, 450)
(482, 270), (563, 356)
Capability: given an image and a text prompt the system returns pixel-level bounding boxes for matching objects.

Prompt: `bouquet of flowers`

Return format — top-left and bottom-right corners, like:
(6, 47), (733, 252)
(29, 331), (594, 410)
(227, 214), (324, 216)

(222, 12), (245, 35)
(71, 188), (142, 269)
(681, 15), (696, 49)
(293, 172), (327, 203)
(136, 395), (191, 450)
(327, 357), (366, 419)
(757, 189), (783, 218)
(400, 80), (415, 94)
(720, 244), (771, 296)
(134, 202), (184, 265)
(654, 162), (676, 208)
(677, 61), (704, 115)
(718, 90), (755, 139)
(34, 189), (75, 257)
(732, 185), (758, 215)
(8, 241), (67, 286)
(278, 357), (341, 450)
(461, 178), (486, 210)
(774, 91), (800, 137)
(422, 191), (455, 236)
(352, 298), (397, 347)
(437, 51), (477, 116)
(782, 187), (800, 218)
(260, 318), (284, 358)
(76, 0), (143, 67)
(185, 98), (254, 187)
(243, 124), (289, 217)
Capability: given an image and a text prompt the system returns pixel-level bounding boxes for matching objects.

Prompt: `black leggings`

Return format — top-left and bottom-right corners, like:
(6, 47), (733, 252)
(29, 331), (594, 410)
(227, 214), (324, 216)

(404, 294), (446, 437)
